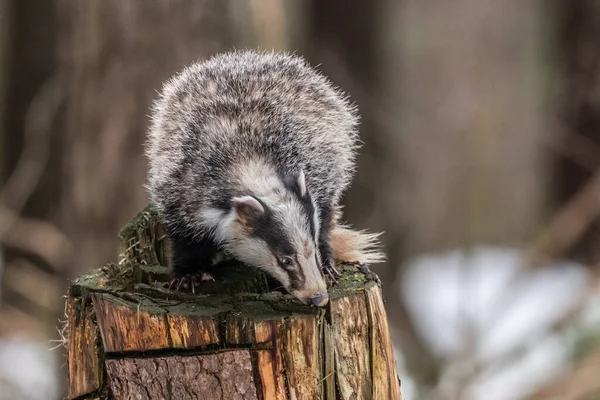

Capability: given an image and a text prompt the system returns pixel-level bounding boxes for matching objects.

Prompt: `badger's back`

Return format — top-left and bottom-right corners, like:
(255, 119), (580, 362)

(146, 50), (359, 235)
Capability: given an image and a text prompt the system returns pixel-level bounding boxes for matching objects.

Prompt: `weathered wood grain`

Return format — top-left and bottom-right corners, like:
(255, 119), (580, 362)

(67, 297), (102, 398)
(93, 293), (170, 353)
(93, 293), (223, 352)
(254, 319), (280, 344)
(252, 319), (287, 400)
(226, 315), (285, 346)
(167, 313), (219, 349)
(226, 314), (258, 345)
(330, 293), (372, 400)
(366, 284), (402, 400)
(106, 350), (258, 400)
(322, 322), (336, 400)
(255, 349), (288, 400)
(282, 316), (322, 400)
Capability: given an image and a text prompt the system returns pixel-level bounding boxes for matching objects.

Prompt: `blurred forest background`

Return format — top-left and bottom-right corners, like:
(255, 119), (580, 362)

(2, 1), (600, 399)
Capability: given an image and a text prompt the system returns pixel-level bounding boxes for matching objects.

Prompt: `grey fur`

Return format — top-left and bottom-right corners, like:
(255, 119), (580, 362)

(145, 50), (361, 301)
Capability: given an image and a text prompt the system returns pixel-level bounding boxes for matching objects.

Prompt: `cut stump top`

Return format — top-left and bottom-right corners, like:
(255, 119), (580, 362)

(66, 205), (401, 400)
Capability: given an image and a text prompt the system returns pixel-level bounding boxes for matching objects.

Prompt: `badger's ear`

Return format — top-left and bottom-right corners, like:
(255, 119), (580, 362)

(283, 169), (307, 198)
(233, 196), (264, 228)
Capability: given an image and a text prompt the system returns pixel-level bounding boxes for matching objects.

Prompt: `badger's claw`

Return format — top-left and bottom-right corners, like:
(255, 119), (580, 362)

(322, 260), (341, 284)
(166, 272), (215, 293)
(357, 263), (381, 286)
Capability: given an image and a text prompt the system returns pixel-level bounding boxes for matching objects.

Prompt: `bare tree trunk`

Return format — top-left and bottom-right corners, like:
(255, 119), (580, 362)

(56, 0), (237, 277)
(0, 0), (11, 143)
(65, 207), (402, 400)
(554, 0), (600, 264)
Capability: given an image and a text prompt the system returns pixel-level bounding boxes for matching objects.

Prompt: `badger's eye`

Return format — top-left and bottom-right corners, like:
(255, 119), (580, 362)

(280, 256), (294, 268)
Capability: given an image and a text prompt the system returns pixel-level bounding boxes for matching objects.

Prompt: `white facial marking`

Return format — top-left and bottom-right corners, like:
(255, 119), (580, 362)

(312, 199), (320, 246)
(199, 207), (225, 229)
(204, 158), (327, 303)
(297, 169), (307, 197)
(233, 196), (264, 215)
(199, 207), (236, 243)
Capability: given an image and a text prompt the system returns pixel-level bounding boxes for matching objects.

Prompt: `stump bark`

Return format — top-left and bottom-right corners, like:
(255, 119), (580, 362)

(65, 205), (402, 400)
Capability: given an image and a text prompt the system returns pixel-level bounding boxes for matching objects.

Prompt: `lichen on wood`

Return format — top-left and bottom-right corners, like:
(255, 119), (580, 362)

(64, 205), (402, 399)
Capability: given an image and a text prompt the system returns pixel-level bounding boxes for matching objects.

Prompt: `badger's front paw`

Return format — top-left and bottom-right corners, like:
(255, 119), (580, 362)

(166, 272), (215, 294)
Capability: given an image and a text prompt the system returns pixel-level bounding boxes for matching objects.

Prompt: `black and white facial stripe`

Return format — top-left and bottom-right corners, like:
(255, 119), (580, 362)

(248, 198), (307, 290)
(280, 169), (320, 244)
(196, 160), (328, 304)
(244, 170), (321, 291)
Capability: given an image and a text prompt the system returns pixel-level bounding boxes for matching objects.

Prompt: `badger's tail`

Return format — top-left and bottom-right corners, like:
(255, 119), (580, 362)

(329, 206), (386, 265)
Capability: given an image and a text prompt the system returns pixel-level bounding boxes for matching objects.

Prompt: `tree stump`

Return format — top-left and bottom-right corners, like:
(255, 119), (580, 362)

(64, 205), (402, 400)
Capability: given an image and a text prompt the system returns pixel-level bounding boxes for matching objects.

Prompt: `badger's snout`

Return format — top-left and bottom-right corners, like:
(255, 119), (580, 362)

(308, 291), (329, 307)
(291, 287), (330, 307)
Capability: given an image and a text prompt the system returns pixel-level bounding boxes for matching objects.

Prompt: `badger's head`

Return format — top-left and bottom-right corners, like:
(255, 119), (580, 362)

(213, 170), (329, 307)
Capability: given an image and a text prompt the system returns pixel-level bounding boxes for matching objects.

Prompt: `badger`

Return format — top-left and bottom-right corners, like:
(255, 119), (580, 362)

(145, 50), (383, 307)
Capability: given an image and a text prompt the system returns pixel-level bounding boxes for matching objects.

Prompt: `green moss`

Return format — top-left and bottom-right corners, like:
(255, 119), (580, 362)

(70, 265), (129, 299)
(139, 264), (170, 283)
(117, 204), (159, 243)
(139, 262), (272, 295)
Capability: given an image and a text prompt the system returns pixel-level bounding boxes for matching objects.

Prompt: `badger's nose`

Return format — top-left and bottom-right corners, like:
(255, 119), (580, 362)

(308, 292), (329, 307)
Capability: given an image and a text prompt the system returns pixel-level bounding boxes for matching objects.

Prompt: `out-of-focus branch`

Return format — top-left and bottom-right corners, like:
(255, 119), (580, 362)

(0, 75), (70, 270)
(0, 206), (71, 268)
(542, 123), (600, 173)
(1, 258), (63, 314)
(0, 303), (44, 337)
(524, 123), (600, 266)
(524, 167), (600, 267)
(0, 75), (62, 235)
(528, 351), (600, 400)
(517, 116), (600, 267)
